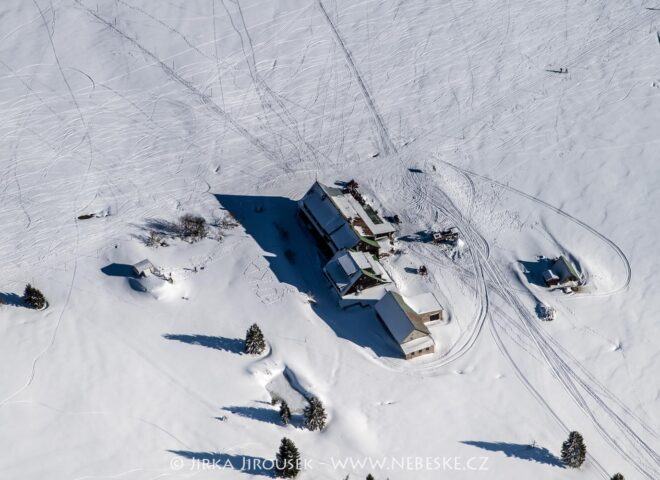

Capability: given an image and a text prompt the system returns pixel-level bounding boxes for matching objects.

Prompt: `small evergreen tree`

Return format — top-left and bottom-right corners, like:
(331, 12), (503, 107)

(275, 437), (300, 478)
(366, 475), (375, 480)
(303, 397), (327, 431)
(279, 400), (291, 425)
(23, 284), (47, 310)
(561, 431), (586, 468)
(244, 323), (265, 355)
(610, 474), (624, 480)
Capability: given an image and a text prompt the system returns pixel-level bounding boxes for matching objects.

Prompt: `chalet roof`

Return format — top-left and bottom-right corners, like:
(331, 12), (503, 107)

(302, 181), (395, 239)
(324, 250), (390, 297)
(552, 255), (580, 282)
(374, 291), (431, 344)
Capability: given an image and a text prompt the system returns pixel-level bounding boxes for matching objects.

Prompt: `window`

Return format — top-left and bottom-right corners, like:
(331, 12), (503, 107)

(429, 313), (440, 321)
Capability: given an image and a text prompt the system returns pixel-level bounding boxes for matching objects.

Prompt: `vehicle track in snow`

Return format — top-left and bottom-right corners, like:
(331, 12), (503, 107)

(409, 165), (659, 479)
(316, 0), (396, 155)
(436, 158), (632, 297)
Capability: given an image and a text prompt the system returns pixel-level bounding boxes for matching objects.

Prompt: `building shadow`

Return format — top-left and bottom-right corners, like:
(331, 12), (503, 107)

(215, 193), (401, 359)
(168, 450), (275, 477)
(398, 230), (433, 243)
(101, 263), (136, 277)
(461, 441), (564, 467)
(0, 292), (24, 307)
(163, 334), (244, 354)
(519, 258), (554, 287)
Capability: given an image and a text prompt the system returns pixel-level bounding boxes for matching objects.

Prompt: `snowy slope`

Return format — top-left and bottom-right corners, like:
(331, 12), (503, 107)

(0, 1), (659, 479)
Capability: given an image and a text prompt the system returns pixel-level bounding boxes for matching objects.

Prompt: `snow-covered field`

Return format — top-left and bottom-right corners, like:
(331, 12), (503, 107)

(1, 0), (659, 478)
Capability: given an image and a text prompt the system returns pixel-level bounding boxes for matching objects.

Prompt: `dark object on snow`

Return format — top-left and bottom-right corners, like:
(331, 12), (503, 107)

(279, 401), (291, 425)
(23, 284), (47, 310)
(384, 214), (401, 224)
(275, 437), (301, 478)
(77, 213), (95, 220)
(561, 431), (586, 468)
(408, 168), (423, 173)
(418, 265), (428, 276)
(610, 474), (624, 480)
(178, 214), (207, 241)
(433, 227), (460, 244)
(244, 324), (266, 355)
(303, 397), (327, 431)
(366, 475), (375, 480)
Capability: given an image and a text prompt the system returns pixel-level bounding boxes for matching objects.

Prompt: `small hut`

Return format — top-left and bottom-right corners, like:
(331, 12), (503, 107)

(132, 259), (155, 278)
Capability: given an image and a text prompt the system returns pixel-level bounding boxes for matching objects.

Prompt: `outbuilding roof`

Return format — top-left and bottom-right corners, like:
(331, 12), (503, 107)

(374, 291), (432, 344)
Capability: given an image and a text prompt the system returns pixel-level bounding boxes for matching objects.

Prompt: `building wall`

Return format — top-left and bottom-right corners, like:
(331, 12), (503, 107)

(405, 344), (435, 360)
(419, 310), (443, 323)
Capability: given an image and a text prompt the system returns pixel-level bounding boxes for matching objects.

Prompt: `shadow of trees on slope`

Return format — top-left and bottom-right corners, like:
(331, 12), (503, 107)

(163, 334), (244, 354)
(462, 441), (564, 467)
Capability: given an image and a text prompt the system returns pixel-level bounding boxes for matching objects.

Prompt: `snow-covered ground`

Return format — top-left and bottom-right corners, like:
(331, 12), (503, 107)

(0, 1), (659, 478)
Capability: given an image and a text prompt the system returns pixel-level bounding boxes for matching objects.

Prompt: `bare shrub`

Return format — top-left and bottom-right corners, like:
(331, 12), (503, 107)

(178, 214), (207, 242)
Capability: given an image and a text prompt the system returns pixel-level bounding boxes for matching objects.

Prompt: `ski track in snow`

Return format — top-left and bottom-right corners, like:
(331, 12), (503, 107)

(1, 1), (658, 477)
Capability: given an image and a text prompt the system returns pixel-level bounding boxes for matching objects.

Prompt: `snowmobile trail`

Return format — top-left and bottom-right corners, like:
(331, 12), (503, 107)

(436, 158), (631, 297)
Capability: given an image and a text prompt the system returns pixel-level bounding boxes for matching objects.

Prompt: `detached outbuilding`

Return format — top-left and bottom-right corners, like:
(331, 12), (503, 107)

(133, 259), (155, 278)
(543, 255), (581, 289)
(374, 291), (443, 359)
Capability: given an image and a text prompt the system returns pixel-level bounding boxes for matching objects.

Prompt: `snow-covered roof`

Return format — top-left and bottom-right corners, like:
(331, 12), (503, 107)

(133, 259), (154, 275)
(552, 255), (580, 282)
(374, 291), (430, 344)
(404, 292), (442, 315)
(302, 181), (395, 240)
(400, 335), (435, 355)
(324, 250), (391, 297)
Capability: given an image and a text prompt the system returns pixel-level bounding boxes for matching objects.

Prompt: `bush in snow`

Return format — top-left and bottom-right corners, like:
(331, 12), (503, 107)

(244, 323), (266, 355)
(178, 214), (207, 241)
(303, 397), (327, 431)
(561, 431), (586, 468)
(610, 474), (624, 480)
(279, 400), (291, 425)
(275, 437), (301, 478)
(23, 284), (47, 310)
(366, 474), (375, 480)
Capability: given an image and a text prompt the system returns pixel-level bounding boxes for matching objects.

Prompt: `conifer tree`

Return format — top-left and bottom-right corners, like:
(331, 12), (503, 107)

(303, 396), (327, 431)
(279, 400), (291, 425)
(366, 474), (375, 480)
(561, 431), (586, 468)
(275, 437), (301, 478)
(244, 323), (265, 355)
(23, 284), (47, 310)
(610, 474), (624, 480)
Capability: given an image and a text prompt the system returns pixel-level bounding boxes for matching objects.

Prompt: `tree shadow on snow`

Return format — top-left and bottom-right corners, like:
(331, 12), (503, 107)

(0, 292), (25, 307)
(215, 193), (402, 359)
(223, 406), (281, 425)
(461, 441), (564, 467)
(168, 450), (275, 477)
(223, 405), (305, 428)
(162, 334), (244, 354)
